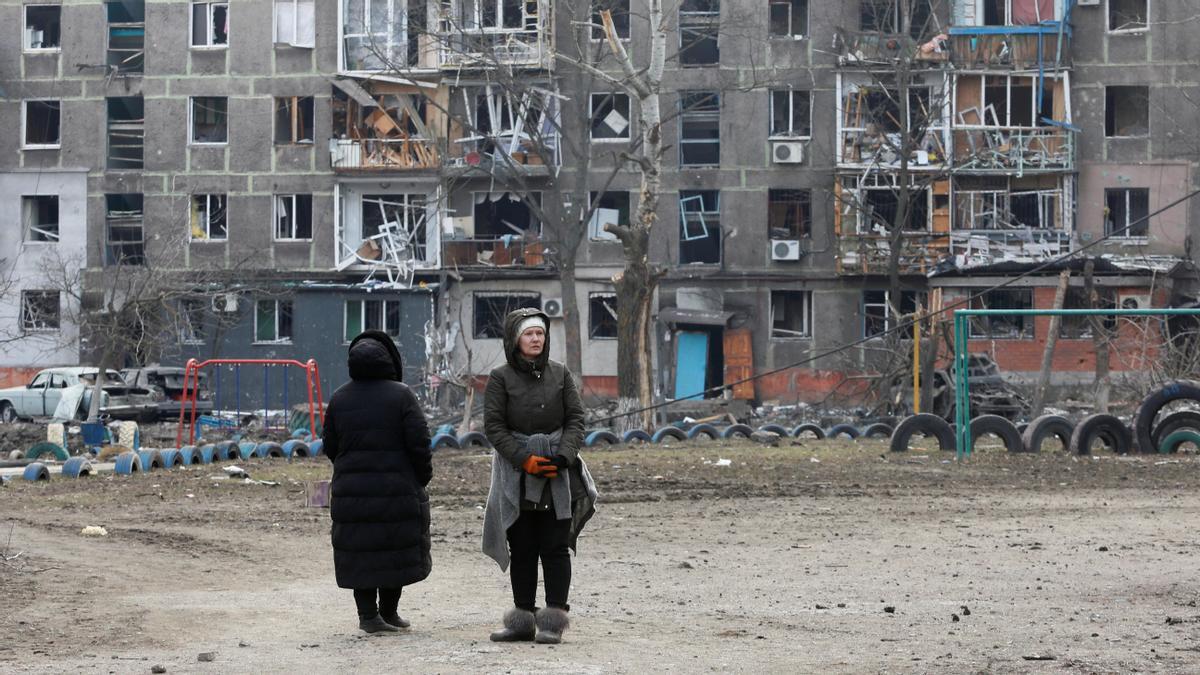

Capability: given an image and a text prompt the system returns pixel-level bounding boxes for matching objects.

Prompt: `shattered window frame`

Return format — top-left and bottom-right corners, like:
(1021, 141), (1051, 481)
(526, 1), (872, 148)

(1104, 85), (1149, 138)
(770, 290), (813, 340)
(860, 0), (933, 39)
(107, 96), (145, 170)
(590, 92), (631, 141)
(768, 0), (807, 39)
(343, 0), (424, 70)
(863, 290), (922, 339)
(768, 189), (811, 239)
(106, 0), (145, 74)
(1108, 0), (1148, 33)
(24, 5), (62, 52)
(588, 190), (630, 241)
(190, 2), (229, 48)
(679, 91), (720, 167)
(22, 100), (61, 149)
(178, 298), (207, 344)
(254, 298), (294, 344)
(105, 193), (145, 266)
(769, 89), (811, 139)
(678, 189), (721, 264)
(274, 96), (315, 144)
(1060, 287), (1117, 340)
(344, 298), (407, 342)
(20, 290), (61, 333)
(21, 195), (60, 243)
(678, 0), (719, 67)
(1104, 187), (1150, 238)
(967, 289), (1034, 340)
(274, 0), (315, 48)
(591, 0), (631, 40)
(274, 194), (314, 241)
(471, 292), (541, 339)
(362, 193), (430, 261)
(471, 191), (542, 240)
(190, 194), (228, 241)
(189, 96), (229, 145)
(588, 292), (618, 339)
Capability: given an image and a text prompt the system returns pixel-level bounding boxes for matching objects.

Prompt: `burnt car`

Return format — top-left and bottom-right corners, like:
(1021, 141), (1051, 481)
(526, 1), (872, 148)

(120, 367), (214, 421)
(0, 368), (159, 423)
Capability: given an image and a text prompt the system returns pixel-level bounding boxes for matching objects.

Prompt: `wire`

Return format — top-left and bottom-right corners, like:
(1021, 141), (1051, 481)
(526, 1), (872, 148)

(588, 185), (1200, 426)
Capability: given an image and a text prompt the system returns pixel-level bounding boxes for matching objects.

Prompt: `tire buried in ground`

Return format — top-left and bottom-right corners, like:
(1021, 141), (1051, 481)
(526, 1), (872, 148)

(1150, 411), (1200, 453)
(1133, 380), (1200, 454)
(1021, 415), (1074, 453)
(457, 431), (491, 448)
(430, 433), (460, 450)
(1069, 413), (1133, 456)
(687, 424), (720, 440)
(721, 424), (754, 439)
(113, 452), (142, 475)
(758, 424), (789, 436)
(62, 456), (94, 478)
(652, 427), (686, 444)
(622, 429), (652, 444)
(26, 442), (69, 462)
(213, 441), (238, 461)
(22, 462), (50, 481)
(969, 415), (1024, 453)
(826, 424), (860, 440)
(861, 422), (894, 439)
(1160, 430), (1200, 454)
(889, 414), (955, 453)
(585, 430), (621, 446)
(282, 440), (310, 458)
(791, 424), (825, 440)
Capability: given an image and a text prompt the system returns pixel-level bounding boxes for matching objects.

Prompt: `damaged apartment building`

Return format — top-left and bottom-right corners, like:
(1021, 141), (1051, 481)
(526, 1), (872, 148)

(0, 0), (1198, 409)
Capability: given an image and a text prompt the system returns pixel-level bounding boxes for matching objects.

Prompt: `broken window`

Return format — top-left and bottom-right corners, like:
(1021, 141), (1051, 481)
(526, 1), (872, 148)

(274, 0), (315, 47)
(21, 291), (60, 332)
(23, 100), (60, 148)
(21, 195), (59, 243)
(1105, 187), (1150, 238)
(106, 193), (144, 265)
(679, 190), (721, 264)
(1060, 288), (1117, 340)
(473, 191), (540, 239)
(107, 1), (145, 73)
(179, 298), (206, 343)
(592, 0), (630, 39)
(255, 299), (294, 343)
(344, 0), (425, 69)
(457, 0), (524, 29)
(768, 189), (810, 239)
(769, 0), (807, 38)
(679, 0), (719, 66)
(190, 195), (228, 241)
(589, 293), (618, 339)
(275, 96), (315, 144)
(968, 289), (1033, 339)
(982, 0), (1055, 26)
(1105, 86), (1149, 137)
(770, 89), (810, 138)
(860, 0), (933, 38)
(107, 96), (144, 169)
(275, 194), (313, 240)
(590, 93), (631, 140)
(1109, 0), (1147, 32)
(771, 291), (812, 339)
(467, 87), (559, 160)
(25, 5), (61, 50)
(863, 290), (922, 339)
(858, 187), (929, 232)
(361, 193), (429, 261)
(679, 92), (719, 166)
(191, 2), (229, 47)
(588, 191), (630, 241)
(472, 293), (540, 339)
(344, 298), (406, 341)
(191, 96), (228, 144)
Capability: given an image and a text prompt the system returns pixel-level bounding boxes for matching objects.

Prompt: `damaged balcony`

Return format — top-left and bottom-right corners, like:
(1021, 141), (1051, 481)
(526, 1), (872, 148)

(440, 191), (550, 270)
(341, 0), (436, 72)
(437, 0), (550, 69)
(952, 72), (1074, 172)
(330, 79), (444, 172)
(336, 187), (440, 285)
(444, 85), (561, 172)
(837, 76), (951, 170)
(947, 0), (1071, 69)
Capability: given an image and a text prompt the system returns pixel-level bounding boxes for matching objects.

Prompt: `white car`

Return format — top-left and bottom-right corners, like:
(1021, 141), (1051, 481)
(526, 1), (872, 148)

(0, 367), (159, 423)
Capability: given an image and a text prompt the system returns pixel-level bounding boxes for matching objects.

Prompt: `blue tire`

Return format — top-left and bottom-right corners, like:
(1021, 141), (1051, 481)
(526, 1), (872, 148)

(62, 456), (94, 478)
(114, 452), (142, 475)
(256, 442), (285, 458)
(22, 462), (50, 481)
(686, 424), (720, 440)
(136, 450), (163, 470)
(758, 424), (789, 436)
(213, 441), (239, 461)
(238, 441), (258, 460)
(310, 439), (324, 456)
(430, 433), (460, 450)
(159, 450), (183, 468)
(197, 444), (216, 464)
(457, 431), (492, 448)
(27, 442), (69, 462)
(791, 424), (826, 439)
(177, 446), (198, 465)
(826, 424), (860, 440)
(585, 430), (621, 446)
(282, 440), (310, 458)
(721, 424), (754, 439)
(622, 429), (652, 444)
(652, 427), (686, 443)
(291, 428), (312, 440)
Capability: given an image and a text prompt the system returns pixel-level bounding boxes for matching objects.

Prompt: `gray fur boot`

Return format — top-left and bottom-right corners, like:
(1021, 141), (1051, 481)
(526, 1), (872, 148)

(534, 607), (570, 644)
(489, 607), (536, 642)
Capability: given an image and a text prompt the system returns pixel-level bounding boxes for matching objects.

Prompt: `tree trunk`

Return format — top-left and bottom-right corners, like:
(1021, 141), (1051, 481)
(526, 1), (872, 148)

(457, 381), (476, 435)
(1031, 270), (1070, 416)
(919, 291), (941, 413)
(1084, 259), (1112, 412)
(560, 258), (583, 379)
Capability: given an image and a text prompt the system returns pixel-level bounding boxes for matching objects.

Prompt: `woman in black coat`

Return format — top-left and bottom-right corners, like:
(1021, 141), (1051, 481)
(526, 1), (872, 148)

(323, 330), (432, 633)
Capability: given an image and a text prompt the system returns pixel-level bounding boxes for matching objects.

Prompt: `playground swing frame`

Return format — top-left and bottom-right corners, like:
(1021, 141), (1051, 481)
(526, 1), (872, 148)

(175, 358), (325, 448)
(953, 307), (1200, 459)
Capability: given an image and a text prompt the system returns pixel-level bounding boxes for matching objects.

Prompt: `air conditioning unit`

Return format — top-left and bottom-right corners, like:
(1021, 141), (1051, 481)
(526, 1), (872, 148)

(772, 141), (805, 164)
(771, 239), (801, 261)
(211, 293), (239, 313)
(542, 297), (564, 318)
(1076, 0), (1099, 6)
(1119, 293), (1152, 310)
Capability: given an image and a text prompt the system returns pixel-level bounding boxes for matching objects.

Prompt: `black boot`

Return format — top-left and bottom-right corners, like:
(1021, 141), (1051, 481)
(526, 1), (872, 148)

(381, 612), (411, 629)
(489, 607), (536, 642)
(359, 614), (401, 634)
(534, 607), (570, 644)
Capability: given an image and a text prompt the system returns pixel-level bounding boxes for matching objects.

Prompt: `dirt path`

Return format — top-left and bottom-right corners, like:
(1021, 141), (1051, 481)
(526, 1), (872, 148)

(3, 442), (1200, 673)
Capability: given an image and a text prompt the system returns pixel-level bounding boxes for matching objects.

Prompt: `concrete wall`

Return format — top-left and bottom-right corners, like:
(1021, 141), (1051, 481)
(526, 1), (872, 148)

(1077, 162), (1191, 255)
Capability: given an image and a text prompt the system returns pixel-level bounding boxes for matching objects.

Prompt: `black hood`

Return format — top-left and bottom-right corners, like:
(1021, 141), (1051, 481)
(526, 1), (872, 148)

(502, 307), (550, 373)
(348, 330), (404, 381)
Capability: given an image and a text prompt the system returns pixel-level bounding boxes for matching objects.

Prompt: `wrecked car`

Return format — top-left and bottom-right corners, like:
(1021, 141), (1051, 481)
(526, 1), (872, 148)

(120, 367), (214, 421)
(0, 367), (159, 423)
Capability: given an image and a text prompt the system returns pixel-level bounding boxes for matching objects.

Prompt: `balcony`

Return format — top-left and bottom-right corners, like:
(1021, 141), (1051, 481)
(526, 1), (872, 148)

(330, 138), (440, 172)
(837, 229), (1071, 276)
(833, 28), (949, 67)
(951, 126), (1073, 173)
(439, 28), (548, 68)
(948, 27), (1071, 70)
(441, 238), (549, 270)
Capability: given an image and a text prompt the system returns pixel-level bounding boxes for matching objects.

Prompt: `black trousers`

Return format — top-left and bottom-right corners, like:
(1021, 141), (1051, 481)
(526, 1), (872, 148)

(353, 587), (402, 619)
(507, 509), (572, 612)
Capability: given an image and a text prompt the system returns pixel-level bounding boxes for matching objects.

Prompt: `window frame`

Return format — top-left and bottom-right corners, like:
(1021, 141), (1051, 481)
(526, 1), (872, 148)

(274, 96), (315, 144)
(105, 193), (145, 266)
(1107, 0), (1149, 34)
(471, 292), (541, 339)
(678, 189), (722, 264)
(768, 0), (808, 39)
(20, 290), (61, 333)
(344, 298), (406, 343)
(767, 188), (811, 240)
(967, 289), (1035, 340)
(588, 292), (619, 339)
(679, 91), (720, 167)
(21, 100), (61, 150)
(190, 1), (230, 49)
(24, 5), (62, 52)
(1104, 85), (1150, 138)
(863, 290), (924, 339)
(189, 96), (229, 146)
(274, 194), (314, 241)
(678, 0), (720, 67)
(274, 0), (315, 47)
(106, 0), (145, 74)
(178, 298), (207, 344)
(588, 190), (630, 241)
(589, 92), (632, 142)
(190, 194), (228, 242)
(254, 298), (294, 344)
(769, 89), (811, 139)
(21, 195), (60, 244)
(1104, 187), (1150, 239)
(770, 290), (813, 340)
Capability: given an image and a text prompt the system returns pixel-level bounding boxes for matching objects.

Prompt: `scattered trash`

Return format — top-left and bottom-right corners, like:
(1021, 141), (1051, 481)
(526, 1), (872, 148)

(197, 652), (216, 662)
(810, 457), (821, 463)
(678, 561), (694, 569)
(714, 458), (732, 467)
(960, 605), (971, 616)
(223, 466), (248, 478)
(951, 613), (960, 622)
(80, 526), (108, 537)
(883, 606), (896, 614)
(151, 666), (166, 674)
(1022, 654), (1056, 661)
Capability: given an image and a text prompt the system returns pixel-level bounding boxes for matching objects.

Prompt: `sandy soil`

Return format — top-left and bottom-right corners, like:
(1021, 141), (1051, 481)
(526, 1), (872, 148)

(3, 438), (1200, 674)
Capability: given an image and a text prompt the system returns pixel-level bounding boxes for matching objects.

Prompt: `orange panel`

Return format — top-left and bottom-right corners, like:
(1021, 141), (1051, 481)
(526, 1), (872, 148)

(723, 328), (755, 400)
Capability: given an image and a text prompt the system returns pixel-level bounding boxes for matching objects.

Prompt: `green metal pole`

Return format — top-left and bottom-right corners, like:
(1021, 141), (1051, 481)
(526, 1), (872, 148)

(954, 312), (970, 460)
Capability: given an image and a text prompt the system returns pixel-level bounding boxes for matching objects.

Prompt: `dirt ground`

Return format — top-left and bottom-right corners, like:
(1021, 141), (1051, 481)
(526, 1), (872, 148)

(3, 436), (1200, 674)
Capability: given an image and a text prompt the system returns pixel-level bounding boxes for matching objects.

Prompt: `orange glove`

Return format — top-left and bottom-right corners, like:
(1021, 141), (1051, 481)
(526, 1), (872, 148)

(522, 455), (558, 478)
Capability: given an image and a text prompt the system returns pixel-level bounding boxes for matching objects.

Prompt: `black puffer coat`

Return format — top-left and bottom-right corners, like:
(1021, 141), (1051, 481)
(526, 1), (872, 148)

(323, 330), (432, 589)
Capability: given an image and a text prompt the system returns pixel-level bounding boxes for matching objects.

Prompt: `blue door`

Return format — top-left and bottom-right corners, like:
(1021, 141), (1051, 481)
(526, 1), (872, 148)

(674, 331), (708, 400)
